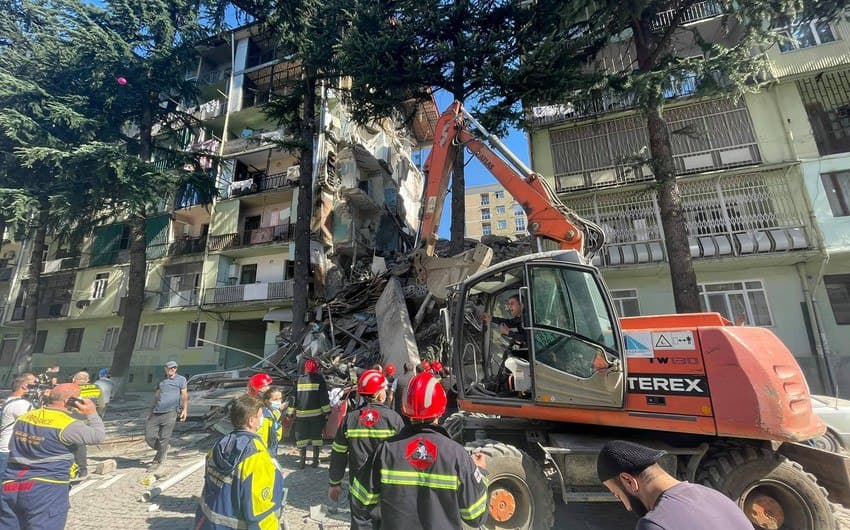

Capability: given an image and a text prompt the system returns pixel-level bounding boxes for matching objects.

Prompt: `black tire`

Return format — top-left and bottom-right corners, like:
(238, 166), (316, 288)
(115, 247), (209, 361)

(697, 444), (837, 530)
(806, 429), (845, 454)
(466, 440), (555, 530)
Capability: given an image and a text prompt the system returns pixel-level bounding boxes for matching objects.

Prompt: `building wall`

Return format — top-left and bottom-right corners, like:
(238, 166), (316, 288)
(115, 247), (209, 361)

(464, 184), (528, 239)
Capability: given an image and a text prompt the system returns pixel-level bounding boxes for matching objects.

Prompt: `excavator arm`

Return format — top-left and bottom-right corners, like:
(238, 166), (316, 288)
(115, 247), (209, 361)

(413, 101), (605, 299)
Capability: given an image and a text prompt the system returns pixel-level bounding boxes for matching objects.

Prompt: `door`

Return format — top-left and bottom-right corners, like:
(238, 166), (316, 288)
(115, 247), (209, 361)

(525, 262), (625, 408)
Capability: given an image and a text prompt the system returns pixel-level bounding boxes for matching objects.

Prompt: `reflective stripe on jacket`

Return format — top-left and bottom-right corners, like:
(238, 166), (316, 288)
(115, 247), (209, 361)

(329, 402), (404, 487)
(5, 408), (77, 484)
(257, 408), (282, 455)
(286, 374), (330, 418)
(350, 424), (488, 530)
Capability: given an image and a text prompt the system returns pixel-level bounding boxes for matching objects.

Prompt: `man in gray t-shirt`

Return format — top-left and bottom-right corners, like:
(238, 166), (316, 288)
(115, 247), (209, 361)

(144, 361), (188, 467)
(597, 440), (751, 530)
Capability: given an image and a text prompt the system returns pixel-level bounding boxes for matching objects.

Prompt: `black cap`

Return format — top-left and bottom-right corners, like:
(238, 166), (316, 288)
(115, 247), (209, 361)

(597, 440), (667, 482)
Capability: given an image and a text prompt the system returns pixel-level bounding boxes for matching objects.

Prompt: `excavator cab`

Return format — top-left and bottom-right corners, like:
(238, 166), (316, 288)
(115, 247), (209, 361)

(452, 250), (626, 409)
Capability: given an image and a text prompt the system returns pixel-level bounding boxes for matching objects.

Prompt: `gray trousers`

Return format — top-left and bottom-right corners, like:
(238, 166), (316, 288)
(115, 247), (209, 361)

(145, 411), (177, 463)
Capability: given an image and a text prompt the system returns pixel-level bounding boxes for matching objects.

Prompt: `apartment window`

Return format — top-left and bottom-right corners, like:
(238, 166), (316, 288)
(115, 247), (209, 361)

(480, 209), (491, 220)
(797, 71), (850, 156)
(102, 327), (120, 352)
(495, 206), (506, 215)
(138, 324), (164, 350)
(0, 335), (18, 364)
(494, 191), (504, 199)
(91, 273), (109, 300)
(775, 17), (836, 52)
(610, 289), (641, 317)
(482, 223), (492, 236)
(514, 205), (524, 217)
(118, 224), (131, 250)
(824, 274), (850, 324)
(515, 218), (526, 232)
(497, 220), (507, 230)
(821, 171), (850, 216)
(479, 193), (490, 206)
(33, 330), (48, 354)
(63, 328), (84, 353)
(240, 264), (257, 284)
(186, 321), (207, 348)
(698, 281), (772, 326)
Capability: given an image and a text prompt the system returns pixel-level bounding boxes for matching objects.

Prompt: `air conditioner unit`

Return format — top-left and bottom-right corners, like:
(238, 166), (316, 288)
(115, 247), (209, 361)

(76, 299), (91, 309)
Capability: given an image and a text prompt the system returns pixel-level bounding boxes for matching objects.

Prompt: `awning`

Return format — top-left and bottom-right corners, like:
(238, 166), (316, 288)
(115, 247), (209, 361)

(263, 308), (293, 322)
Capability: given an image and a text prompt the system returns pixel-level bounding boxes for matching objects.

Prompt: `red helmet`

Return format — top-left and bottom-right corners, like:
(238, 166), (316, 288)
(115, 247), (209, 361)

(358, 369), (387, 396)
(385, 364), (396, 376)
(403, 373), (447, 421)
(304, 358), (319, 374)
(247, 373), (273, 396)
(421, 360), (431, 371)
(432, 361), (443, 373)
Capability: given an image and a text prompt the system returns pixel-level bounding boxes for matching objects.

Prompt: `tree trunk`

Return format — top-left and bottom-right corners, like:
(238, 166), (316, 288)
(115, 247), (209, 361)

(110, 216), (146, 399)
(14, 205), (49, 374)
(634, 27), (701, 314)
(292, 75), (317, 339)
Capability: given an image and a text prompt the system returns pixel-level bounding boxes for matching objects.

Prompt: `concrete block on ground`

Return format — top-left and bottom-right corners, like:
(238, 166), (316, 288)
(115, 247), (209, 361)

(93, 459), (117, 475)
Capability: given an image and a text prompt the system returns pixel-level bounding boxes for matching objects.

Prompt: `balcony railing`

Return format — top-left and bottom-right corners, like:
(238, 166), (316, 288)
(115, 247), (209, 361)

(159, 289), (199, 308)
(170, 236), (206, 256)
(11, 302), (70, 321)
(652, 1), (723, 29)
(41, 256), (80, 274)
(208, 223), (295, 251)
(204, 280), (294, 304)
(225, 170), (297, 198)
(567, 170), (812, 268)
(222, 129), (286, 156)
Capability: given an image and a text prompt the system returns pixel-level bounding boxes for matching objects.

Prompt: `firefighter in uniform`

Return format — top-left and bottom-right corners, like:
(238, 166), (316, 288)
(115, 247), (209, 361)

(328, 370), (404, 513)
(0, 383), (105, 529)
(287, 358), (330, 468)
(246, 373), (273, 397)
(350, 372), (489, 529)
(195, 394), (285, 530)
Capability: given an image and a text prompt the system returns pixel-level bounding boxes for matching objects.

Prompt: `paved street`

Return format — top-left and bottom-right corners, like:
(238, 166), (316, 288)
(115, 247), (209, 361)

(61, 393), (849, 530)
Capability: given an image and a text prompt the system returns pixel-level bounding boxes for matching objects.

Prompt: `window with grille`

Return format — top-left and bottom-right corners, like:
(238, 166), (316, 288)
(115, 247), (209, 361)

(610, 289), (641, 317)
(824, 274), (850, 324)
(64, 328), (84, 352)
(138, 324), (164, 350)
(774, 17), (836, 52)
(34, 330), (47, 354)
(102, 327), (120, 352)
(482, 223), (492, 236)
(698, 281), (772, 326)
(186, 321), (207, 348)
(797, 71), (850, 155)
(91, 273), (109, 300)
(821, 171), (850, 216)
(480, 193), (490, 206)
(481, 209), (491, 220)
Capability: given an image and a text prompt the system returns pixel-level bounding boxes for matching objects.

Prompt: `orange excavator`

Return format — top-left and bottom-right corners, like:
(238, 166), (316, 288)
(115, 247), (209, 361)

(415, 101), (849, 530)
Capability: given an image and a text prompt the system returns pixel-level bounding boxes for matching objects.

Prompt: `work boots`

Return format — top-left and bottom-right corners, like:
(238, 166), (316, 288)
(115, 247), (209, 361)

(299, 447), (308, 469)
(311, 446), (320, 468)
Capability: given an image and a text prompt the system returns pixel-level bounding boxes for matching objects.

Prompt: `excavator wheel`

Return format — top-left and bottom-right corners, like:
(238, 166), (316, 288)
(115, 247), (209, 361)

(697, 444), (837, 530)
(465, 440), (555, 530)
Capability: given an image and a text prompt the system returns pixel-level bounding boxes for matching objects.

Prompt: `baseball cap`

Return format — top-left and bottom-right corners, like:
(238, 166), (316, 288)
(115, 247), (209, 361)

(164, 361), (178, 369)
(597, 440), (667, 482)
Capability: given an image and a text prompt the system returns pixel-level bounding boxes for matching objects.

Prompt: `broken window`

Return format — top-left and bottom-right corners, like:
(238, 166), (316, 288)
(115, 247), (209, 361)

(798, 71), (850, 155)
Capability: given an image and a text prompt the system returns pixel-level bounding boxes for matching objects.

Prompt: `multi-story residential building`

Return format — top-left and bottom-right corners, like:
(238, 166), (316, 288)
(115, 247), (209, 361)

(465, 183), (528, 239)
(0, 24), (434, 389)
(528, 8), (850, 396)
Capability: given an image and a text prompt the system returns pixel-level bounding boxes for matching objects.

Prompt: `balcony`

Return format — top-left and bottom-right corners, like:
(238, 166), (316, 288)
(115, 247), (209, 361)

(146, 237), (207, 260)
(204, 280), (294, 304)
(651, 1), (723, 29)
(159, 289), (199, 309)
(223, 129), (286, 157)
(208, 223), (295, 252)
(568, 169), (813, 268)
(194, 98), (227, 121)
(11, 302), (70, 321)
(225, 169), (298, 198)
(41, 256), (80, 274)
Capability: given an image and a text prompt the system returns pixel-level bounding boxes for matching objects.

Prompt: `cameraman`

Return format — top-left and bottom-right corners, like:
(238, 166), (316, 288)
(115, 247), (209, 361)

(0, 383), (104, 529)
(0, 373), (36, 476)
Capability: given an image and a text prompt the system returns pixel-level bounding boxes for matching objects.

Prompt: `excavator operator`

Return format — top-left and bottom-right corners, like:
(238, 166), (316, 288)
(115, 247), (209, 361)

(483, 294), (527, 351)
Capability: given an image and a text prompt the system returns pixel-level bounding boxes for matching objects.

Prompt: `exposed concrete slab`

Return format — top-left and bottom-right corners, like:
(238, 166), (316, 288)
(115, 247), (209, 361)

(376, 276), (420, 394)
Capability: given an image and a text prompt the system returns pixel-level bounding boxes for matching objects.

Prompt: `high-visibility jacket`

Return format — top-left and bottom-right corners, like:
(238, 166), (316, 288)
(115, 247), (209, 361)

(4, 407), (105, 484)
(329, 402), (404, 487)
(287, 374), (330, 419)
(350, 423), (488, 530)
(257, 408), (282, 455)
(195, 430), (285, 530)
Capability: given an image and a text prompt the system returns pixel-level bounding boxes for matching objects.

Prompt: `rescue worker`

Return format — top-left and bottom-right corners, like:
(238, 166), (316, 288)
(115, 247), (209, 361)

(350, 372), (489, 529)
(195, 394), (285, 530)
(70, 370), (101, 479)
(0, 383), (105, 529)
(287, 359), (330, 469)
(246, 372), (273, 397)
(328, 370), (404, 512)
(258, 387), (284, 457)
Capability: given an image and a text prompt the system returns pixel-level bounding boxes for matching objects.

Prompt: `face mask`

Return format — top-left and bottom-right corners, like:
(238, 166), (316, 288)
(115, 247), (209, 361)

(270, 400), (282, 410)
(312, 324), (321, 332)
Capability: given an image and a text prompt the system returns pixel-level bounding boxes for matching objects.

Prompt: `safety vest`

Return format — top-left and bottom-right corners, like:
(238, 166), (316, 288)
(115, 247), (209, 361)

(5, 408), (77, 484)
(329, 402), (404, 487)
(350, 423), (489, 530)
(78, 383), (102, 400)
(257, 408), (282, 455)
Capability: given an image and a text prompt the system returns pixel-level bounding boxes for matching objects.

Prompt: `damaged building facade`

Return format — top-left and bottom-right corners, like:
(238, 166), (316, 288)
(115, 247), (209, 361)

(0, 24), (435, 389)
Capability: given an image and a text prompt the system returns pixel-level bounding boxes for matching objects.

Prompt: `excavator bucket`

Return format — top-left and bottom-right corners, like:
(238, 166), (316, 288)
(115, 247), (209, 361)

(412, 244), (493, 301)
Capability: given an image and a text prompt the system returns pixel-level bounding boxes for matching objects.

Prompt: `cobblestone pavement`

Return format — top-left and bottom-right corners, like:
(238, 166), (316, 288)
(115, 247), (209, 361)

(62, 394), (850, 529)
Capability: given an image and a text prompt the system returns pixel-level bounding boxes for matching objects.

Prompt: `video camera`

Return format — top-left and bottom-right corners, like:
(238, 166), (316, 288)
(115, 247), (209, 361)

(23, 366), (60, 408)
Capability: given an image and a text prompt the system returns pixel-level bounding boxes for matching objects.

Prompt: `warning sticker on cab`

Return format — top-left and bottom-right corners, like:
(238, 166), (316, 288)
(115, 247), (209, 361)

(651, 331), (695, 350)
(624, 332), (654, 358)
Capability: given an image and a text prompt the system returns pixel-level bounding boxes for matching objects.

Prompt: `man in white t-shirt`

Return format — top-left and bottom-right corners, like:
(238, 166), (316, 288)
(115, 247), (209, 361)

(0, 373), (37, 476)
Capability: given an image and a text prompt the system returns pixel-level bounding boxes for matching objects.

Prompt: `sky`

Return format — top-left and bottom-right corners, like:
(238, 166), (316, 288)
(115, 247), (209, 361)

(430, 91), (531, 238)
